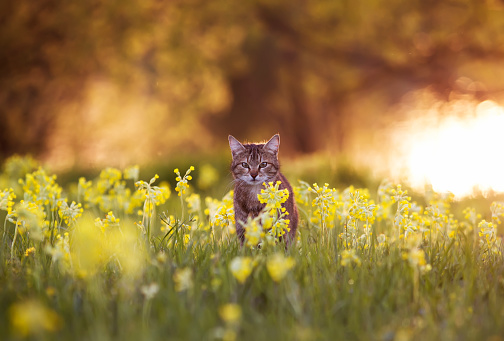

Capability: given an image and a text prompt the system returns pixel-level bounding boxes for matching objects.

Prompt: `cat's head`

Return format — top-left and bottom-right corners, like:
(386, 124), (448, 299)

(228, 134), (280, 185)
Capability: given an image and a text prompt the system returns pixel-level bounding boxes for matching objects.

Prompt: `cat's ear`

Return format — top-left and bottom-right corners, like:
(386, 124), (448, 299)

(263, 134), (280, 154)
(229, 135), (245, 156)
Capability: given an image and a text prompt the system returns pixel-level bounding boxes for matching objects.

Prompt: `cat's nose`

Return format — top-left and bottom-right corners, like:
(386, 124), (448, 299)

(250, 170), (258, 179)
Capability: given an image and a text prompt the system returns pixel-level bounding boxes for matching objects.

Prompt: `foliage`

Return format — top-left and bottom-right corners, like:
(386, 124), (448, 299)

(2, 0), (504, 162)
(1, 156), (504, 340)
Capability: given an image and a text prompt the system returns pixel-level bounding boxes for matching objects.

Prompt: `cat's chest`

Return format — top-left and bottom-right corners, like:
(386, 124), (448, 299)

(235, 184), (264, 212)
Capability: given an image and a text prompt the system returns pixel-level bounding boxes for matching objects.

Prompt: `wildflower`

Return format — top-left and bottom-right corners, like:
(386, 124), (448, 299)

(24, 247), (36, 257)
(72, 217), (145, 278)
(258, 181), (289, 210)
(3, 155), (38, 185)
(173, 267), (193, 292)
(123, 165), (140, 182)
(293, 180), (312, 206)
(244, 216), (265, 247)
(9, 300), (62, 336)
(174, 166), (195, 196)
(341, 249), (361, 267)
(197, 164), (219, 189)
(211, 191), (235, 232)
(309, 183), (337, 229)
(266, 253), (295, 282)
(0, 188), (16, 215)
(490, 202), (504, 225)
(219, 303), (242, 324)
(58, 200), (83, 226)
(19, 168), (63, 208)
(478, 220), (497, 245)
(256, 182), (292, 241)
(96, 168), (122, 193)
(377, 234), (387, 246)
(406, 248), (432, 274)
(377, 179), (395, 220)
(463, 207), (480, 226)
(229, 257), (253, 284)
(95, 211), (120, 232)
(186, 193), (201, 215)
(77, 177), (92, 206)
(141, 283), (160, 300)
(10, 200), (46, 241)
(45, 233), (71, 265)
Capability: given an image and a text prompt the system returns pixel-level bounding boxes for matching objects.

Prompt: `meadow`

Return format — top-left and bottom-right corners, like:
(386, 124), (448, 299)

(1, 155), (504, 341)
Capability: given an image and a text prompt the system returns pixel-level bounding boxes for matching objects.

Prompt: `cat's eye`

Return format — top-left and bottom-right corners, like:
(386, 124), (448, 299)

(241, 162), (249, 168)
(259, 162), (268, 168)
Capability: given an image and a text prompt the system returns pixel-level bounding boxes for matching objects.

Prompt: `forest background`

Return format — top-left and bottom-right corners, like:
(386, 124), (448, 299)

(2, 0), (504, 191)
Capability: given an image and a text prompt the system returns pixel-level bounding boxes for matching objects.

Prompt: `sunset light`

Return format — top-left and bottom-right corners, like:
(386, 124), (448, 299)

(406, 100), (504, 197)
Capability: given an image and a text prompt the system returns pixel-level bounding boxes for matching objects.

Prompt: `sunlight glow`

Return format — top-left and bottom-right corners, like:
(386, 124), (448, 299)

(406, 100), (504, 197)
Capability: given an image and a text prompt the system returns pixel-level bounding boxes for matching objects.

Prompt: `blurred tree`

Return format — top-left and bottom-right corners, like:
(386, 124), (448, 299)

(1, 0), (504, 163)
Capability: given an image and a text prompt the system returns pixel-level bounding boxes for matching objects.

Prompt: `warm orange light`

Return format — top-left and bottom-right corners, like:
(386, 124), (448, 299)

(406, 100), (504, 197)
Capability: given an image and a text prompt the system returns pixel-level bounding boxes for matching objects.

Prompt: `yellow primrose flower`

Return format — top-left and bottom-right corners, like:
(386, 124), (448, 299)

(24, 247), (36, 257)
(58, 200), (83, 226)
(258, 181), (289, 210)
(173, 267), (193, 292)
(197, 164), (219, 189)
(341, 249), (361, 267)
(407, 248), (432, 274)
(174, 167), (195, 197)
(219, 303), (242, 324)
(0, 188), (16, 215)
(229, 256), (253, 284)
(266, 253), (295, 282)
(123, 165), (140, 182)
(9, 300), (62, 336)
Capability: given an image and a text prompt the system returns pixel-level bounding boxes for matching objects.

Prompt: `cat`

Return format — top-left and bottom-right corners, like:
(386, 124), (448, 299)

(228, 134), (298, 246)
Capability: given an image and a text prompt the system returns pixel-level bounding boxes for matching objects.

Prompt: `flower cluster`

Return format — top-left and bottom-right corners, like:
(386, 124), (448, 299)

(405, 248), (432, 274)
(208, 190), (235, 233)
(258, 181), (289, 211)
(239, 181), (292, 246)
(0, 188), (16, 215)
(229, 256), (254, 284)
(309, 183), (337, 229)
(95, 211), (121, 232)
(19, 168), (63, 209)
(78, 167), (147, 215)
(174, 166), (195, 196)
(340, 249), (362, 267)
(58, 201), (83, 226)
(266, 253), (295, 282)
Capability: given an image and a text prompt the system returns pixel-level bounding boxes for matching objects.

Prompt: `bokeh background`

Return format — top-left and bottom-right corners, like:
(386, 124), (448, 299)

(2, 0), (504, 195)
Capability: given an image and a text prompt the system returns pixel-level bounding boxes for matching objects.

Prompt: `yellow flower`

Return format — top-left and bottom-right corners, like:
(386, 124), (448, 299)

(173, 268), (193, 292)
(198, 164), (219, 189)
(24, 247), (36, 257)
(258, 181), (289, 210)
(244, 218), (264, 247)
(341, 249), (361, 267)
(9, 300), (62, 336)
(186, 193), (201, 214)
(407, 248), (432, 274)
(174, 167), (195, 197)
(266, 253), (295, 282)
(229, 257), (253, 284)
(0, 188), (16, 215)
(219, 303), (242, 324)
(123, 165), (140, 182)
(58, 200), (83, 226)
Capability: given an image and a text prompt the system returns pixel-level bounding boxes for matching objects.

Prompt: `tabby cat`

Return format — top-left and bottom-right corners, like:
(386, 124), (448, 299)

(228, 134), (298, 246)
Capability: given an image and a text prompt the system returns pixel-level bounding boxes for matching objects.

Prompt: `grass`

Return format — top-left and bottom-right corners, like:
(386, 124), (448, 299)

(0, 155), (504, 340)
